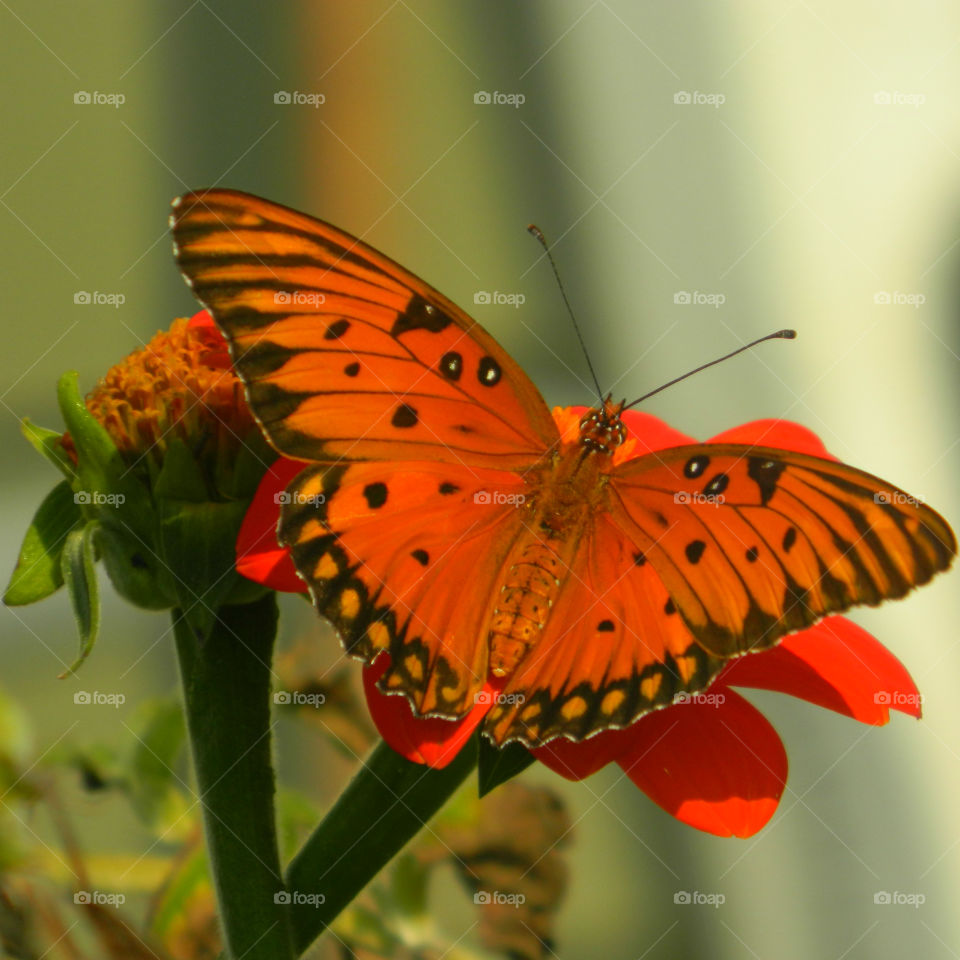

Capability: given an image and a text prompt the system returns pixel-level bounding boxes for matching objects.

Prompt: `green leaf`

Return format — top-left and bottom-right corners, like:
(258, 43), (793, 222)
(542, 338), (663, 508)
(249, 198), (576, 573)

(4, 481), (82, 605)
(59, 522), (100, 677)
(125, 698), (190, 834)
(477, 736), (536, 797)
(21, 419), (76, 480)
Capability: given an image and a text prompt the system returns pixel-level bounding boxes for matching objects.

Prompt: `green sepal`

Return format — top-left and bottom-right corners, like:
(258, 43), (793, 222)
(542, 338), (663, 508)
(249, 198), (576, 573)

(56, 371), (153, 538)
(477, 735), (536, 797)
(21, 419), (76, 480)
(4, 481), (82, 605)
(59, 521), (101, 677)
(154, 437), (209, 502)
(96, 524), (177, 610)
(157, 498), (261, 643)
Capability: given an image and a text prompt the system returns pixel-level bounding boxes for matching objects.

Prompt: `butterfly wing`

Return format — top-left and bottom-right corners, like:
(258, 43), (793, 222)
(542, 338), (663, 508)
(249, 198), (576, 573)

(607, 444), (956, 657)
(170, 189), (559, 469)
(280, 459), (529, 716)
(484, 513), (726, 747)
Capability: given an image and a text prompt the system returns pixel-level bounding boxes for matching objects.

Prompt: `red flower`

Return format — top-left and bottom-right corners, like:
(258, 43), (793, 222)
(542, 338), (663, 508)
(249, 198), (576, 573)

(214, 305), (921, 839)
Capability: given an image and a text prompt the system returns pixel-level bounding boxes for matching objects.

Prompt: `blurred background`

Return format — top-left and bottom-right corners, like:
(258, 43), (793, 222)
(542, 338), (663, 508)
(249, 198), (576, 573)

(2, 1), (959, 957)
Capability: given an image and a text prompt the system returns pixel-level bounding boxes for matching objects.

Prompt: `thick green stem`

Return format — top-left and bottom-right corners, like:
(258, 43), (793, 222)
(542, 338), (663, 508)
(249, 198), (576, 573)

(286, 737), (478, 954)
(173, 595), (295, 960)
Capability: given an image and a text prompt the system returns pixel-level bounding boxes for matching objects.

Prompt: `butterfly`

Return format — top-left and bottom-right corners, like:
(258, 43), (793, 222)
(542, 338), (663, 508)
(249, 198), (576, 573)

(171, 188), (956, 749)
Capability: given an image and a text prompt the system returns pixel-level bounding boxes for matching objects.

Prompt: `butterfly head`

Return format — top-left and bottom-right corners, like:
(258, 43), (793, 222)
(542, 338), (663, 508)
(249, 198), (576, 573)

(578, 397), (627, 455)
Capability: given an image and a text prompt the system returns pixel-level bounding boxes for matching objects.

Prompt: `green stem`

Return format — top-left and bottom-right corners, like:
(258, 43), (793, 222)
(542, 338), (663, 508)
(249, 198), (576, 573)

(286, 737), (478, 955)
(173, 595), (295, 960)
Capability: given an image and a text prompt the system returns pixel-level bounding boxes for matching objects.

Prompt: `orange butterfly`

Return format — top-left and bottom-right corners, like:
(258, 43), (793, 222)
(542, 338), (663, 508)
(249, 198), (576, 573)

(171, 189), (955, 749)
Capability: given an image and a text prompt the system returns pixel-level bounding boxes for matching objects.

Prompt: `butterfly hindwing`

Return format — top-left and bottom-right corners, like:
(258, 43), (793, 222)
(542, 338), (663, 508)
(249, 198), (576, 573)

(483, 513), (725, 746)
(171, 189), (559, 470)
(608, 443), (956, 658)
(279, 460), (528, 718)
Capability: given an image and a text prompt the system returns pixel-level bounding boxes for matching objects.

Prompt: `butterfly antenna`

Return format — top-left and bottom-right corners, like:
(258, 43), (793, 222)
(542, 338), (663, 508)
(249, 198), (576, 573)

(528, 225), (604, 404)
(623, 329), (797, 410)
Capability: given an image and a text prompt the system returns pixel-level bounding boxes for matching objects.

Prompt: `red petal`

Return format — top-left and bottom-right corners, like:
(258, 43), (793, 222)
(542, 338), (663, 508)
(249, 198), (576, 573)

(363, 657), (490, 768)
(620, 410), (696, 452)
(235, 458), (306, 593)
(533, 723), (640, 780)
(720, 616), (921, 724)
(707, 419), (836, 460)
(187, 309), (216, 331)
(617, 690), (787, 838)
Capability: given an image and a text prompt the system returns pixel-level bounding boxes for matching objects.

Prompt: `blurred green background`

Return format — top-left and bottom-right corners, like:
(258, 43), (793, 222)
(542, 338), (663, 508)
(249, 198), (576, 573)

(2, 1), (959, 957)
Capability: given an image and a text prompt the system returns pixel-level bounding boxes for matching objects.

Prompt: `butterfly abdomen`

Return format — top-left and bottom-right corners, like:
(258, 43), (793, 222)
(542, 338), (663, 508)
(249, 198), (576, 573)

(489, 541), (568, 677)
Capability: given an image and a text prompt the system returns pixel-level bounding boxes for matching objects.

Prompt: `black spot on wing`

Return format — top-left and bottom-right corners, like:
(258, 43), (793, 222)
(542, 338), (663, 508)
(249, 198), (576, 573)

(363, 482), (388, 509)
(748, 456), (785, 505)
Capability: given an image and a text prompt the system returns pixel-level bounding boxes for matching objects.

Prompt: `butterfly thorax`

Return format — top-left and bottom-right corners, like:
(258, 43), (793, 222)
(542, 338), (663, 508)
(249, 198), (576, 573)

(487, 412), (622, 678)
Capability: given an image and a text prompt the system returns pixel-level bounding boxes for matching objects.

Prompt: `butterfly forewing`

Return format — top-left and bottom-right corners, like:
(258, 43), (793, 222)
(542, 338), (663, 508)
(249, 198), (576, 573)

(608, 444), (956, 657)
(171, 189), (559, 470)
